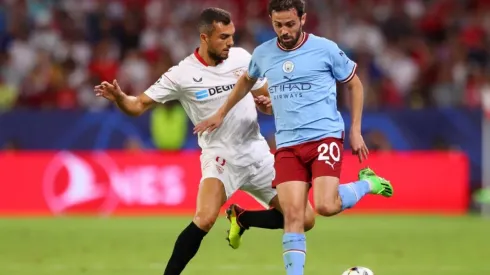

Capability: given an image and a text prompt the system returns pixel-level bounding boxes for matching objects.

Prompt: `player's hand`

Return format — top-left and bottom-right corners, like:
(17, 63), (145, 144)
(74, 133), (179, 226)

(254, 95), (272, 108)
(94, 80), (124, 102)
(350, 130), (369, 163)
(193, 111), (224, 135)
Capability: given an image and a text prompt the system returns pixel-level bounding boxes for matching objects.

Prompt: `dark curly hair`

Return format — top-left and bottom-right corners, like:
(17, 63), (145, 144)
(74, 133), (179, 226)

(268, 0), (306, 17)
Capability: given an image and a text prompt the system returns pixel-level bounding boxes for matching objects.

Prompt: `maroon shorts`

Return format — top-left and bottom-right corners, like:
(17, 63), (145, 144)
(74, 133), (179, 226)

(272, 137), (344, 188)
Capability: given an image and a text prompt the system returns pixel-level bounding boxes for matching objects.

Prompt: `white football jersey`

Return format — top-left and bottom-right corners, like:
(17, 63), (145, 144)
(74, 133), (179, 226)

(145, 47), (271, 167)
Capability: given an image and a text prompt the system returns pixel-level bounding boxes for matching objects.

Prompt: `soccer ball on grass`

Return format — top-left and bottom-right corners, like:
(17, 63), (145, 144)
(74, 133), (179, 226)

(341, 266), (374, 275)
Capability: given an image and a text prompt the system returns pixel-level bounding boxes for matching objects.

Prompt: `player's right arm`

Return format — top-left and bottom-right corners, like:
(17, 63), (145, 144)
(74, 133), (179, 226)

(94, 80), (155, 116)
(220, 73), (258, 116)
(95, 68), (180, 116)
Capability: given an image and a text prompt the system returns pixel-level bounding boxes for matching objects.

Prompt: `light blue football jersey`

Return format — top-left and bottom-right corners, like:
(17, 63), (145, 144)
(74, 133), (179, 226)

(247, 33), (357, 149)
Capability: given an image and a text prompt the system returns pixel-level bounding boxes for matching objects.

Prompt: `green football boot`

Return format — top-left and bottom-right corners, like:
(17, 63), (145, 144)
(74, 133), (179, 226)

(358, 168), (394, 197)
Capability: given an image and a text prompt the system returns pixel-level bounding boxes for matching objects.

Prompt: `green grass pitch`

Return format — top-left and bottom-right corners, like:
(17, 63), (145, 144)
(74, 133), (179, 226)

(0, 215), (488, 275)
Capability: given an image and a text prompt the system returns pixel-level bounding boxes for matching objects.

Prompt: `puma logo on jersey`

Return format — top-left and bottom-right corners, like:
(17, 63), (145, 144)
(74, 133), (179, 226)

(194, 84), (236, 100)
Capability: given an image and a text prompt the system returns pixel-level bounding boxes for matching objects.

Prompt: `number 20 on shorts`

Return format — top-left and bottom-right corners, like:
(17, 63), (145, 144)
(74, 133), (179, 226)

(317, 142), (341, 167)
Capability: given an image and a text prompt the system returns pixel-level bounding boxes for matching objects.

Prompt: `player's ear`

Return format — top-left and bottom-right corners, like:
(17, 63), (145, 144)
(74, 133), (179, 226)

(300, 13), (307, 25)
(199, 33), (207, 43)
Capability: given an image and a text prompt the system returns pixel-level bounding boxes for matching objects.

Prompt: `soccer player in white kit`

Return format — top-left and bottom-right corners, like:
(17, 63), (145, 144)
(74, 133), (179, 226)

(94, 8), (315, 275)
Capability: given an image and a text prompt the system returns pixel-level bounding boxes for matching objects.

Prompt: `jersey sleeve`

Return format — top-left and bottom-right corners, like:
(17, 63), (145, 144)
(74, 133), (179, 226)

(144, 67), (180, 103)
(251, 77), (267, 90)
(233, 47), (267, 90)
(247, 49), (262, 79)
(328, 42), (357, 83)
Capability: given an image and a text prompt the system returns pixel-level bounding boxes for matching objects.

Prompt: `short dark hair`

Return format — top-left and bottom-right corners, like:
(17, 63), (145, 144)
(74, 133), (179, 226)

(198, 8), (232, 34)
(268, 0), (306, 17)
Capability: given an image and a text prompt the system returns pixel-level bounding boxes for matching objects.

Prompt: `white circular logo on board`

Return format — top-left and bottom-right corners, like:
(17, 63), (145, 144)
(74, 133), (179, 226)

(42, 151), (119, 216)
(282, 61), (294, 73)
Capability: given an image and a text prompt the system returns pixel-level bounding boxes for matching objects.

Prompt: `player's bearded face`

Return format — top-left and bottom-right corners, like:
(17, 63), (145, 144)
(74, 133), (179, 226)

(279, 26), (302, 49)
(207, 46), (228, 62)
(206, 22), (235, 62)
(271, 9), (306, 49)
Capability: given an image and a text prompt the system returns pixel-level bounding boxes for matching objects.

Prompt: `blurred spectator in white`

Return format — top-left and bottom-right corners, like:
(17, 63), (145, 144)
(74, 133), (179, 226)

(118, 49), (151, 95)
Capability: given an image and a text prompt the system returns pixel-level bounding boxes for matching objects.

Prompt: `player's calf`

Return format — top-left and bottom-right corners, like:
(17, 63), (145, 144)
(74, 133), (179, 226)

(163, 178), (226, 275)
(280, 204), (307, 275)
(303, 203), (316, 231)
(280, 205), (307, 275)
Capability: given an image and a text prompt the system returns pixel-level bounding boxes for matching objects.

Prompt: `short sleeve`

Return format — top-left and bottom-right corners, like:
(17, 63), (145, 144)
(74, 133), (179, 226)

(247, 49), (262, 79)
(329, 43), (357, 83)
(144, 67), (180, 103)
(251, 76), (267, 90)
(233, 47), (266, 90)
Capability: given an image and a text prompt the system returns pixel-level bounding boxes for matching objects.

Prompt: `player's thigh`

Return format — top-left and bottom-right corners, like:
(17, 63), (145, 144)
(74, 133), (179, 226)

(241, 153), (276, 208)
(196, 177), (227, 220)
(272, 148), (310, 188)
(200, 154), (240, 200)
(273, 148), (310, 217)
(196, 155), (236, 229)
(310, 137), (344, 204)
(312, 176), (340, 213)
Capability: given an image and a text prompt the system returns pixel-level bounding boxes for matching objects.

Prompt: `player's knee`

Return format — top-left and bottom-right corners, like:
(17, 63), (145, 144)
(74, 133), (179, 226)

(282, 206), (305, 230)
(315, 202), (341, 217)
(193, 211), (218, 232)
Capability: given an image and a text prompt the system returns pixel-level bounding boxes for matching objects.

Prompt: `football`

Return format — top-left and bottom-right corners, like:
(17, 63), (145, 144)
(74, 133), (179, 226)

(341, 266), (374, 275)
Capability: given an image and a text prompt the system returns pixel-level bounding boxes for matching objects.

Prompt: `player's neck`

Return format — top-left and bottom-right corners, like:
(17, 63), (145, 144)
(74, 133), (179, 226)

(197, 47), (218, 67)
(293, 32), (305, 48)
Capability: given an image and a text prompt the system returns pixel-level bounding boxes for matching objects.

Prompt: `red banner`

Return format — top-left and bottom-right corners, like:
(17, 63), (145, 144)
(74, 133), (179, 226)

(0, 151), (469, 216)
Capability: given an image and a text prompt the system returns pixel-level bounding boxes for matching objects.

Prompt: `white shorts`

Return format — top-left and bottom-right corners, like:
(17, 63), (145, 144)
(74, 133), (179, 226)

(200, 153), (277, 207)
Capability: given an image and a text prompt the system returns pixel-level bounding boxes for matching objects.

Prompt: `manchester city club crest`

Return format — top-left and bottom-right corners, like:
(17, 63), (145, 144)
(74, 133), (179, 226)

(282, 61), (294, 73)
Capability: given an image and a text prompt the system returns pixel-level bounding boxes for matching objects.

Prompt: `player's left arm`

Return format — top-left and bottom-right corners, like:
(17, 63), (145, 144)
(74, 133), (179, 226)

(345, 74), (363, 133)
(330, 43), (369, 161)
(251, 81), (273, 115)
(344, 73), (369, 161)
(329, 45), (362, 131)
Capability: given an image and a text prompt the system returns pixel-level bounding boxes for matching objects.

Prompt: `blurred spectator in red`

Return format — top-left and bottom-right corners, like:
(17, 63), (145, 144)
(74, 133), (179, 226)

(0, 0), (486, 111)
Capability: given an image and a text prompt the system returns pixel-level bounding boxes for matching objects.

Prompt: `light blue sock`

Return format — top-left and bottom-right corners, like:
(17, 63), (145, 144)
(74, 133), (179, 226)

(339, 180), (371, 210)
(282, 233), (306, 275)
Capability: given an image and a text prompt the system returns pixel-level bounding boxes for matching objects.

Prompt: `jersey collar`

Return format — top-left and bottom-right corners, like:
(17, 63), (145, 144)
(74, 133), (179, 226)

(193, 48), (223, 67)
(276, 32), (309, 52)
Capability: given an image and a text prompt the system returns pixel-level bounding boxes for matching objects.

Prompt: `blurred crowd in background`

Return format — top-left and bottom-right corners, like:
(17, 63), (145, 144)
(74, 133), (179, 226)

(0, 0), (489, 112)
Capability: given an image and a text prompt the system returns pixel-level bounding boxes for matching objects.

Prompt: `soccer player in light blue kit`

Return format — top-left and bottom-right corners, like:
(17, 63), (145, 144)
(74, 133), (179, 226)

(195, 1), (394, 274)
